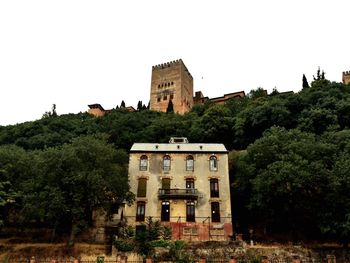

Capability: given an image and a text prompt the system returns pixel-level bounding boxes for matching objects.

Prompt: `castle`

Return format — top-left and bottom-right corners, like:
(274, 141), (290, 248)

(88, 59), (245, 116)
(88, 60), (350, 117)
(150, 60), (194, 114)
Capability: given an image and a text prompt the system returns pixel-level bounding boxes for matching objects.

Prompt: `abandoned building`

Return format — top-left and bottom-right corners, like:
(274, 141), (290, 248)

(124, 137), (233, 241)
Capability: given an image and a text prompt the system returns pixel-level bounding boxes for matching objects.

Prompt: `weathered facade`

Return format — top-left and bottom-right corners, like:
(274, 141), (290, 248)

(125, 137), (233, 241)
(150, 60), (194, 114)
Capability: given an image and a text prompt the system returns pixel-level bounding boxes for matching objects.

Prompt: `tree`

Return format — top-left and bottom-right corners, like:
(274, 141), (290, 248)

(166, 99), (174, 113)
(313, 67), (326, 81)
(42, 104), (58, 118)
(302, 74), (310, 89)
(248, 87), (267, 100)
(120, 100), (126, 108)
(137, 101), (143, 111)
(234, 127), (333, 239)
(320, 152), (350, 247)
(20, 135), (133, 244)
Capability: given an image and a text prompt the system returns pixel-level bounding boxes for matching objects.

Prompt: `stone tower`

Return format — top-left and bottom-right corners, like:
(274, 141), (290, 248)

(343, 71), (350, 85)
(150, 59), (193, 114)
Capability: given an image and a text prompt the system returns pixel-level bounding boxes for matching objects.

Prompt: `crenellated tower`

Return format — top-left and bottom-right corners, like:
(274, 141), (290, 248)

(150, 59), (193, 114)
(343, 71), (350, 85)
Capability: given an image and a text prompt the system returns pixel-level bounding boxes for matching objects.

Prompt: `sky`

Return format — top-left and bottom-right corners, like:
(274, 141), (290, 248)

(0, 0), (349, 125)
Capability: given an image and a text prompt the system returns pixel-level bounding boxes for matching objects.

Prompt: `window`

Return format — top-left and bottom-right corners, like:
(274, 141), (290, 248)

(157, 97), (161, 102)
(163, 95), (167, 101)
(163, 155), (171, 171)
(170, 94), (174, 100)
(210, 179), (219, 198)
(162, 178), (171, 189)
(211, 202), (220, 222)
(209, 156), (218, 171)
(139, 155), (148, 171)
(186, 155), (194, 171)
(136, 202), (145, 221)
(186, 201), (195, 222)
(137, 178), (147, 197)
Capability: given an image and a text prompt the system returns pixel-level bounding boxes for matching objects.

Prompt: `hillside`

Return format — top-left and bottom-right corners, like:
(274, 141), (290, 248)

(1, 77), (350, 245)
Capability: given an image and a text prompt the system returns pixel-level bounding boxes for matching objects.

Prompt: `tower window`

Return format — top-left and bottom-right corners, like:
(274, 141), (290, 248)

(170, 94), (174, 100)
(163, 96), (167, 101)
(157, 97), (161, 102)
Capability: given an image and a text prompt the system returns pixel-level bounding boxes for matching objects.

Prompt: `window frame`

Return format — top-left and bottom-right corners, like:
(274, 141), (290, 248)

(139, 155), (148, 171)
(210, 178), (219, 198)
(137, 178), (147, 197)
(163, 155), (171, 171)
(136, 201), (146, 222)
(209, 156), (218, 171)
(186, 155), (194, 171)
(186, 201), (196, 222)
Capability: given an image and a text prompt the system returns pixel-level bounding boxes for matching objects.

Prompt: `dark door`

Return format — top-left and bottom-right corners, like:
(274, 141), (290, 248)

(186, 201), (195, 222)
(161, 201), (170, 221)
(186, 178), (195, 194)
(211, 202), (220, 222)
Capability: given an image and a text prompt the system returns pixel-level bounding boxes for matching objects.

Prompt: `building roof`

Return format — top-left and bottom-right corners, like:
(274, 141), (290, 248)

(130, 143), (228, 153)
(210, 91), (246, 101)
(88, 103), (105, 111)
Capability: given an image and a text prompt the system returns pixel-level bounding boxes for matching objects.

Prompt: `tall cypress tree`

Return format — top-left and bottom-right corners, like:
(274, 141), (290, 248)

(137, 101), (143, 111)
(120, 100), (126, 108)
(302, 74), (310, 89)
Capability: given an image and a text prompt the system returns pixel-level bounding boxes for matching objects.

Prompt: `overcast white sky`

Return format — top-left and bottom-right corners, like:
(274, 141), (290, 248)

(0, 0), (349, 125)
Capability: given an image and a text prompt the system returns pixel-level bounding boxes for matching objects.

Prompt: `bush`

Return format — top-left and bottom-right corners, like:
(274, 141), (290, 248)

(114, 239), (134, 252)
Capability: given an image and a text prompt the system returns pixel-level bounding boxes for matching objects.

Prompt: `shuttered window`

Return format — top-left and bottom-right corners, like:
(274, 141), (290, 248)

(137, 178), (147, 197)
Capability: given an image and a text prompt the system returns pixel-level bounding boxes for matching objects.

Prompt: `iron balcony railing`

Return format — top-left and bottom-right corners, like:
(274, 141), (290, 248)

(158, 188), (199, 200)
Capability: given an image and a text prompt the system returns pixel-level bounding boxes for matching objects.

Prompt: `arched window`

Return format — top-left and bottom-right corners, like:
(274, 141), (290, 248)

(186, 155), (194, 171)
(163, 155), (171, 171)
(209, 156), (218, 171)
(140, 155), (148, 171)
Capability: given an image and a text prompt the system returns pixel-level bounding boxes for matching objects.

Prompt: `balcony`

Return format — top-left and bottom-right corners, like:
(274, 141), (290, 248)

(158, 188), (199, 200)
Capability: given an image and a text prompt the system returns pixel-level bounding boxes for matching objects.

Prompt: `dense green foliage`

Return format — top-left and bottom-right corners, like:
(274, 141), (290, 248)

(0, 135), (131, 243)
(1, 74), (350, 244)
